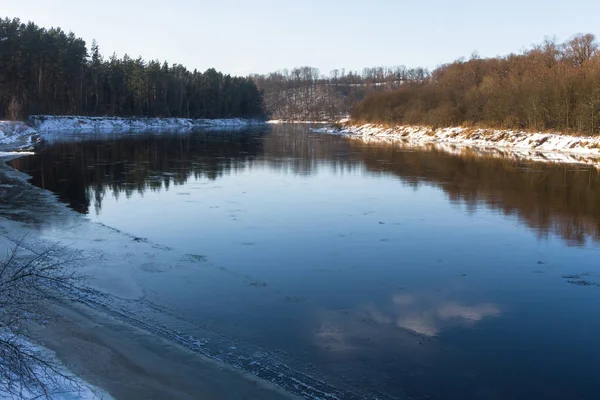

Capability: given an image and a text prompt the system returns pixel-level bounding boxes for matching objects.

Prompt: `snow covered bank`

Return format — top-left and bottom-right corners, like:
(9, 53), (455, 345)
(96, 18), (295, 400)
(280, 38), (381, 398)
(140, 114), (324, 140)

(267, 119), (331, 124)
(318, 123), (600, 165)
(0, 121), (38, 151)
(0, 116), (265, 153)
(30, 115), (265, 133)
(0, 333), (111, 400)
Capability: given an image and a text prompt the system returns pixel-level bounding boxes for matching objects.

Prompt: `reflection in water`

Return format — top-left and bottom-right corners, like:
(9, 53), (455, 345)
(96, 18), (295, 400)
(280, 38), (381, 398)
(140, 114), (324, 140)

(9, 125), (600, 247)
(395, 299), (501, 337)
(10, 130), (268, 214)
(6, 125), (600, 399)
(316, 295), (501, 352)
(351, 142), (600, 246)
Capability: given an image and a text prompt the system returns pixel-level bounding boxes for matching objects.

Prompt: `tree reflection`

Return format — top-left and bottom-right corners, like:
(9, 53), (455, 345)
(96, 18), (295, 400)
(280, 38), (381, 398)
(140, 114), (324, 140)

(9, 130), (267, 214)
(9, 127), (600, 246)
(349, 141), (600, 246)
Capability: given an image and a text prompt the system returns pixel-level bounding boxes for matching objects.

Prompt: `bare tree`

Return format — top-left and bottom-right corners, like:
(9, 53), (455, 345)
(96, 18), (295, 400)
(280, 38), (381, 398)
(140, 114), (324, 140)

(7, 96), (22, 121)
(565, 33), (598, 67)
(0, 238), (88, 399)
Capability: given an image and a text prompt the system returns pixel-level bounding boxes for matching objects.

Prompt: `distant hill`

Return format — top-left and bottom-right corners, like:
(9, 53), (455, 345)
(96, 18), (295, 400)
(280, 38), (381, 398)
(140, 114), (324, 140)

(252, 66), (428, 121)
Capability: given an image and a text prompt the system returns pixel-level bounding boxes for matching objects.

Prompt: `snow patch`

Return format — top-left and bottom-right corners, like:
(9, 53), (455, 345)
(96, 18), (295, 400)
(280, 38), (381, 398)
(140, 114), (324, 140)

(319, 123), (600, 166)
(0, 116), (265, 153)
(30, 115), (265, 133)
(0, 332), (112, 400)
(0, 121), (38, 151)
(0, 121), (37, 141)
(0, 151), (35, 157)
(267, 120), (331, 124)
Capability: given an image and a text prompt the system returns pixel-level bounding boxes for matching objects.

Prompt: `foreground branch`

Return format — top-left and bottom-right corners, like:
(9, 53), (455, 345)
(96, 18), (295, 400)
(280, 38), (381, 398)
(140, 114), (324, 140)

(0, 237), (89, 398)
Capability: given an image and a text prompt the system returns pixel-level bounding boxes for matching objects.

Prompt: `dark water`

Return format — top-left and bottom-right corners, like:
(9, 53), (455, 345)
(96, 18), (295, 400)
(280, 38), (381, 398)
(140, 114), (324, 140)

(9, 125), (600, 399)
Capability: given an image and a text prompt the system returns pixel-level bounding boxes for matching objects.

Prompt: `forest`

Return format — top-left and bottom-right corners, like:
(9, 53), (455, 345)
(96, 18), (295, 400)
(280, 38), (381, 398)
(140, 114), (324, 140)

(251, 66), (428, 121)
(4, 17), (600, 132)
(0, 18), (266, 120)
(352, 34), (600, 135)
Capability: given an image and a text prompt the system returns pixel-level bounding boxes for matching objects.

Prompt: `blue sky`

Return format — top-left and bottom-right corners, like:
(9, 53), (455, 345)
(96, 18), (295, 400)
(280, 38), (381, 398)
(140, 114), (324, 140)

(3, 0), (599, 76)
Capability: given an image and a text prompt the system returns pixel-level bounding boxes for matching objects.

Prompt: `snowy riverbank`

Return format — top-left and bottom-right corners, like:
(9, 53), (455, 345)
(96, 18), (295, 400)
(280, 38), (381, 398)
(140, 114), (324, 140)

(0, 116), (265, 152)
(0, 121), (38, 152)
(317, 123), (600, 166)
(0, 115), (270, 400)
(0, 235), (112, 400)
(0, 161), (301, 400)
(267, 119), (331, 124)
(30, 115), (265, 133)
(0, 329), (112, 400)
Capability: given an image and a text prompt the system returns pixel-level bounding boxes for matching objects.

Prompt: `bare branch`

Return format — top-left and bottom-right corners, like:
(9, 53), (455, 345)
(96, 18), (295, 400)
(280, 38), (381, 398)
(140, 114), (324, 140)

(0, 237), (89, 398)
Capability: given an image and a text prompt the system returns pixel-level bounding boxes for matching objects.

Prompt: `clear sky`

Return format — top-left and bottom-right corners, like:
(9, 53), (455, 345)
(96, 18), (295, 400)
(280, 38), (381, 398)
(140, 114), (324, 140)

(3, 0), (599, 76)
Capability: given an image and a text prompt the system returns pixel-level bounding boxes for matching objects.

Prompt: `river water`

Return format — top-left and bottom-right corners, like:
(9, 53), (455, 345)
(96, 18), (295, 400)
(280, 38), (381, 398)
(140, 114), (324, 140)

(7, 124), (600, 399)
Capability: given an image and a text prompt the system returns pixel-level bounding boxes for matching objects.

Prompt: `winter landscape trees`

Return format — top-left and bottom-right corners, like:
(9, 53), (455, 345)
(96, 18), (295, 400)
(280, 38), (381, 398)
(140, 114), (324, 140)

(0, 18), (266, 120)
(2, 17), (600, 133)
(251, 66), (429, 121)
(352, 34), (600, 135)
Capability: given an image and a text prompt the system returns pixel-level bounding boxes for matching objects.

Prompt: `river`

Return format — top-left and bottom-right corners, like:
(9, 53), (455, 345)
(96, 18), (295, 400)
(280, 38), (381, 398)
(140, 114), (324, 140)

(6, 124), (600, 400)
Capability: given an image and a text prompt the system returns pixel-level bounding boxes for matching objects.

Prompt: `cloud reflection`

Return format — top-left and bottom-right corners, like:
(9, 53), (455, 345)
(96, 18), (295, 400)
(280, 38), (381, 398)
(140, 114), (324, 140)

(314, 293), (502, 352)
(396, 313), (440, 337)
(437, 302), (501, 322)
(392, 293), (414, 306)
(396, 301), (501, 337)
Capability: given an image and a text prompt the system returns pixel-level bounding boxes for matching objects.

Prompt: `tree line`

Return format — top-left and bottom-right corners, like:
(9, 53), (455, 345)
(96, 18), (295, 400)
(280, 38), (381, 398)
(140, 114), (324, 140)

(251, 66), (429, 121)
(0, 18), (266, 120)
(352, 34), (600, 135)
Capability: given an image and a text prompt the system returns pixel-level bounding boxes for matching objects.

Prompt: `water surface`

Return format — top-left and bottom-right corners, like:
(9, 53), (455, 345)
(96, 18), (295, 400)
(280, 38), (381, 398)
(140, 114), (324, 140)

(9, 125), (600, 399)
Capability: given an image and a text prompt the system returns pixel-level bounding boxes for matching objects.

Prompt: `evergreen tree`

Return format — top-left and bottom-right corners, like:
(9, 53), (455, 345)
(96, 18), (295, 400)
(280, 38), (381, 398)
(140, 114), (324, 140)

(0, 18), (266, 120)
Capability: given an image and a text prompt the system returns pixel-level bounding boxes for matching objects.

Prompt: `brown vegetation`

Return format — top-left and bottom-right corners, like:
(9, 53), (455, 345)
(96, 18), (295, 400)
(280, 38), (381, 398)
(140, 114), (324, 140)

(350, 141), (600, 246)
(352, 34), (600, 135)
(252, 66), (428, 121)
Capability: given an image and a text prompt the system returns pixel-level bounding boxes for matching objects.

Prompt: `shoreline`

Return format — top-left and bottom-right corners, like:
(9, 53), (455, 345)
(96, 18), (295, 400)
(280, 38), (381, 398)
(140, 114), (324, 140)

(0, 152), (313, 400)
(29, 301), (298, 400)
(0, 115), (266, 153)
(0, 145), (299, 400)
(30, 115), (266, 133)
(317, 123), (600, 166)
(267, 120), (331, 124)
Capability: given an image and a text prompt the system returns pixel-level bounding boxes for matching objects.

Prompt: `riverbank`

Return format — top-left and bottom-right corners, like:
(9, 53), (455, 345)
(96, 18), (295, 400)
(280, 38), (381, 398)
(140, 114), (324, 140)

(30, 115), (265, 133)
(317, 123), (600, 166)
(267, 120), (331, 124)
(0, 116), (265, 151)
(0, 145), (297, 400)
(28, 302), (297, 400)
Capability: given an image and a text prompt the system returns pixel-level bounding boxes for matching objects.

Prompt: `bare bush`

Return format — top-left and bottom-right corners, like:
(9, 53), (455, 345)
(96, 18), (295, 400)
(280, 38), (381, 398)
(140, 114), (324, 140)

(0, 238), (88, 398)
